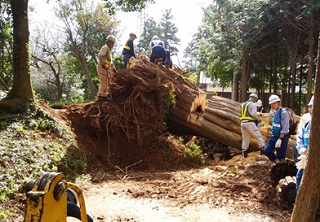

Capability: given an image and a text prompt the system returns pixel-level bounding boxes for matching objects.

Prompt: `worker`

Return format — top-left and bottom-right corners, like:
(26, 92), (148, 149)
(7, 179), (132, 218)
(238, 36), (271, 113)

(96, 35), (116, 101)
(263, 94), (290, 163)
(293, 110), (311, 163)
(240, 93), (265, 158)
(256, 99), (266, 113)
(149, 35), (166, 65)
(122, 32), (137, 69)
(295, 96), (320, 215)
(165, 49), (172, 68)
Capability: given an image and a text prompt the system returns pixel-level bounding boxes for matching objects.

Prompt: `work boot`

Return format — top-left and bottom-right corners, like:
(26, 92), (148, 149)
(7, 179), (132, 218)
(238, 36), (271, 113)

(242, 150), (248, 158)
(273, 159), (280, 164)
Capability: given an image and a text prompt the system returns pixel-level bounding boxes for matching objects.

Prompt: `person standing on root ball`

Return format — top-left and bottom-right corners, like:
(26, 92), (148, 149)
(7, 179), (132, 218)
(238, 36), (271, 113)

(149, 35), (166, 65)
(240, 93), (265, 158)
(122, 32), (137, 69)
(263, 95), (290, 163)
(96, 35), (116, 101)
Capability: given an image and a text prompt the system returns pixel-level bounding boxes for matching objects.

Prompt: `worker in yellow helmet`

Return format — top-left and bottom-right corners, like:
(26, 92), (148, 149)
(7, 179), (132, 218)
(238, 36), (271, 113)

(96, 35), (116, 101)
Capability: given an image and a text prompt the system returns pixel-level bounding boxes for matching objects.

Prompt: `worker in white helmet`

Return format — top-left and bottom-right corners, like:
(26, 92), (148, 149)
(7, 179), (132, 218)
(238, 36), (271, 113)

(149, 35), (166, 65)
(294, 95), (320, 215)
(96, 35), (116, 101)
(256, 99), (265, 113)
(240, 93), (265, 158)
(263, 94), (290, 163)
(122, 32), (137, 69)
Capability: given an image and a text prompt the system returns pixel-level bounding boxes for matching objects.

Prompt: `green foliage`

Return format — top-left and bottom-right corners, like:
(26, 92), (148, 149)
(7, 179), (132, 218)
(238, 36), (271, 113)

(137, 17), (161, 54)
(0, 107), (89, 219)
(0, 2), (13, 89)
(228, 166), (238, 174)
(189, 0), (320, 111)
(184, 142), (205, 165)
(159, 9), (180, 53)
(52, 0), (118, 101)
(159, 84), (176, 111)
(102, 0), (155, 14)
(137, 9), (180, 55)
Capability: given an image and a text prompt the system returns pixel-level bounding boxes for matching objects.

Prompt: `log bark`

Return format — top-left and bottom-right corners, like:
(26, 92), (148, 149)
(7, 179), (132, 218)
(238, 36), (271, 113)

(169, 93), (299, 156)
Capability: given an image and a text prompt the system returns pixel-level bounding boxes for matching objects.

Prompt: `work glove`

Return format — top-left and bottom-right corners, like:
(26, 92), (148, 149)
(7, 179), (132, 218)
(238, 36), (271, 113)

(275, 138), (282, 148)
(296, 155), (306, 169)
(103, 64), (110, 69)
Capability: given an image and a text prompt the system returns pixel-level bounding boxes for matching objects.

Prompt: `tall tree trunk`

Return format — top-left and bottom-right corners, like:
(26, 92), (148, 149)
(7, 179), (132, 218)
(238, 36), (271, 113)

(273, 51), (277, 94)
(232, 69), (238, 101)
(6, 0), (33, 101)
(71, 41), (97, 98)
(307, 13), (314, 104)
(78, 54), (97, 97)
(291, 32), (320, 222)
(290, 31), (300, 109)
(240, 47), (248, 102)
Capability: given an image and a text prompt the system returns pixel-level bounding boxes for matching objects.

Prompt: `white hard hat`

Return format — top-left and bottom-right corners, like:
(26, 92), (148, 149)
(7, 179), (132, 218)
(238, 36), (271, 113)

(256, 99), (262, 107)
(106, 35), (116, 43)
(152, 35), (159, 40)
(269, 94), (281, 104)
(308, 96), (314, 106)
(129, 32), (137, 38)
(249, 93), (258, 99)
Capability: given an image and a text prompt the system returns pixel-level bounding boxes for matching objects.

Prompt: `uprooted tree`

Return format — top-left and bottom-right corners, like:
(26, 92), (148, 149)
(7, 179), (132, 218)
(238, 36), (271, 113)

(60, 55), (299, 168)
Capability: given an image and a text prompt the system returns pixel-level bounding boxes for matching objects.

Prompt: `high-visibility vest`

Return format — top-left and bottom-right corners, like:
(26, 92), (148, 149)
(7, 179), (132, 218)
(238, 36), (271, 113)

(240, 100), (254, 121)
(123, 41), (131, 51)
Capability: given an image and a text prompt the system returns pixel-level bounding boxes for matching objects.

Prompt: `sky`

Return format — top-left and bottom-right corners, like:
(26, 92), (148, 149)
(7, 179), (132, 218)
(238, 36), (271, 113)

(29, 0), (213, 65)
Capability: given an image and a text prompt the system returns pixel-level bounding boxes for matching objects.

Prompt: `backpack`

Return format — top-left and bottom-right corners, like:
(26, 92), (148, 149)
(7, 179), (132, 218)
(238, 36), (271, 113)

(281, 108), (298, 135)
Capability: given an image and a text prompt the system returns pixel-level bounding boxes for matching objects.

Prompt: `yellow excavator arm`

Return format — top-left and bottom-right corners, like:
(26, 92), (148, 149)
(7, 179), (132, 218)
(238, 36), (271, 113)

(24, 172), (88, 222)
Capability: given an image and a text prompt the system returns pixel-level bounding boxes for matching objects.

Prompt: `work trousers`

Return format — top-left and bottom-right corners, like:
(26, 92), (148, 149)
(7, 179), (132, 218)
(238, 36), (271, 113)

(241, 121), (265, 151)
(123, 54), (132, 69)
(264, 133), (289, 161)
(96, 65), (109, 97)
(150, 47), (166, 65)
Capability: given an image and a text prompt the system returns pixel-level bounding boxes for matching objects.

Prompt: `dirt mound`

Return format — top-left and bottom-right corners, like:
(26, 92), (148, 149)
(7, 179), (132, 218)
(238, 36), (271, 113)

(52, 57), (197, 170)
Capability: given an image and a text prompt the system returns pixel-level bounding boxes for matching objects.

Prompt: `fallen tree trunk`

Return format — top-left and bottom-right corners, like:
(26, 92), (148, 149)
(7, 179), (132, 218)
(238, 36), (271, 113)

(64, 56), (299, 166)
(169, 92), (299, 157)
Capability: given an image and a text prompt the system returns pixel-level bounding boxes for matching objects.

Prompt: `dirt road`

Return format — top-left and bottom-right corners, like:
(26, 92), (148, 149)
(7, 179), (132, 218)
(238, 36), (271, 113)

(68, 153), (291, 222)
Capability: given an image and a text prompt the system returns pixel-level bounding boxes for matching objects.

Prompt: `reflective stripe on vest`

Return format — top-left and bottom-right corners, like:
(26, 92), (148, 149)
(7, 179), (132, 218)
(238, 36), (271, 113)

(123, 44), (130, 51)
(272, 109), (282, 136)
(240, 101), (254, 121)
(303, 121), (311, 148)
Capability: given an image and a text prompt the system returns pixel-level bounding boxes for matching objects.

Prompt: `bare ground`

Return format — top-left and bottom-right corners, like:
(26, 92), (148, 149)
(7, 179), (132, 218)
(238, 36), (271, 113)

(63, 152), (294, 222)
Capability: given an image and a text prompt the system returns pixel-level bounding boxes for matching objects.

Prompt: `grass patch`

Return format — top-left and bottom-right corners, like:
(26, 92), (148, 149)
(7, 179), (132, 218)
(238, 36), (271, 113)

(0, 107), (88, 220)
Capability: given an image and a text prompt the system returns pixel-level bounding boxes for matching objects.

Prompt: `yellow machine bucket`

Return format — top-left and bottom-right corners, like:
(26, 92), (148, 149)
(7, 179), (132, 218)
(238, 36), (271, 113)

(24, 172), (88, 222)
